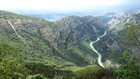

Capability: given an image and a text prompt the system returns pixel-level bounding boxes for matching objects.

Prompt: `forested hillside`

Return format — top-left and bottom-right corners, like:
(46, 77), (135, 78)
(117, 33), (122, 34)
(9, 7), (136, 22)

(0, 10), (140, 79)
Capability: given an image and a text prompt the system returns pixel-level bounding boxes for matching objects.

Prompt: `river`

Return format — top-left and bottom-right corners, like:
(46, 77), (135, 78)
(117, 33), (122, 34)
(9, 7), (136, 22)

(90, 31), (106, 68)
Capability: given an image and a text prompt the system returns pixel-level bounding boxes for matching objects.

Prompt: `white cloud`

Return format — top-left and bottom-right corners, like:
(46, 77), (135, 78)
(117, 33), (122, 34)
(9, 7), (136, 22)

(0, 0), (127, 11)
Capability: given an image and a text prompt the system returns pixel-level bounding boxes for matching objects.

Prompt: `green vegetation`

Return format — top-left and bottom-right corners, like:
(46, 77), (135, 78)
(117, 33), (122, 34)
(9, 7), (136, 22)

(0, 42), (117, 79)
(24, 61), (74, 79)
(0, 10), (106, 67)
(0, 42), (27, 79)
(75, 65), (100, 79)
(27, 74), (45, 79)
(0, 42), (74, 79)
(115, 23), (140, 79)
(116, 52), (140, 79)
(0, 10), (140, 79)
(75, 65), (117, 79)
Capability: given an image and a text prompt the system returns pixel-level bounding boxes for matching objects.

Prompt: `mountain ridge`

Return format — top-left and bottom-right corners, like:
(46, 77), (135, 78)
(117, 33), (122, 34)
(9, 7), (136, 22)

(0, 10), (107, 67)
(1, 10), (140, 67)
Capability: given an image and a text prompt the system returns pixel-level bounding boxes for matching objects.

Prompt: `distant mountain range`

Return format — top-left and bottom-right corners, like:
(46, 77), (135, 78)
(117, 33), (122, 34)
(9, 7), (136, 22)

(22, 4), (140, 21)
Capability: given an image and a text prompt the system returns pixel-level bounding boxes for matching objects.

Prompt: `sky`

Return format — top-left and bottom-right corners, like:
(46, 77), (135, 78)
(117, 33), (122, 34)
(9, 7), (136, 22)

(0, 0), (139, 14)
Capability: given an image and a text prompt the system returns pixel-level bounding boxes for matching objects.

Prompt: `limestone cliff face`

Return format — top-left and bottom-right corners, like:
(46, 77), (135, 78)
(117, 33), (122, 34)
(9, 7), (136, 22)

(95, 10), (140, 63)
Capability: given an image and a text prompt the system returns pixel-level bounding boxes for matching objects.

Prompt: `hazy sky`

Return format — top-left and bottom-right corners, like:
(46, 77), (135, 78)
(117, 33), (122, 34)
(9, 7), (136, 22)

(0, 0), (139, 13)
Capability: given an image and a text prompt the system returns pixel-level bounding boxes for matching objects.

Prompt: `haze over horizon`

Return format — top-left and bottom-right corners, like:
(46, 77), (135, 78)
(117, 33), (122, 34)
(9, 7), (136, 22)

(1, 0), (140, 20)
(0, 0), (140, 14)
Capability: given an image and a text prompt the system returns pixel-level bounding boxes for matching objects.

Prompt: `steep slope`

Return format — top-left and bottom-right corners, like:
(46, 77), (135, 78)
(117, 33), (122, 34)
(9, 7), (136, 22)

(0, 10), (74, 67)
(94, 10), (140, 66)
(0, 10), (106, 67)
(51, 16), (107, 66)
